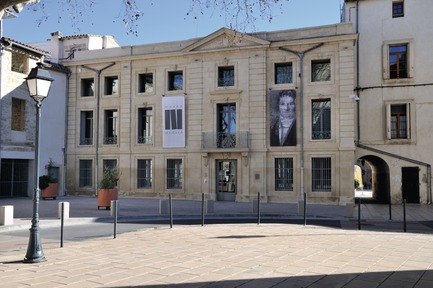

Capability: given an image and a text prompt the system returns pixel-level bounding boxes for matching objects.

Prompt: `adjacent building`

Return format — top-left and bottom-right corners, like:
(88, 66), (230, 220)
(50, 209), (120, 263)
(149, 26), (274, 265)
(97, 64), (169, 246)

(343, 0), (432, 204)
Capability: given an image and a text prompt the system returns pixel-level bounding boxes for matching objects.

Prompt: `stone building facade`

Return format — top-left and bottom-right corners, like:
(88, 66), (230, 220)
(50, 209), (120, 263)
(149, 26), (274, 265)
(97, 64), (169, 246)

(343, 0), (432, 204)
(64, 24), (357, 205)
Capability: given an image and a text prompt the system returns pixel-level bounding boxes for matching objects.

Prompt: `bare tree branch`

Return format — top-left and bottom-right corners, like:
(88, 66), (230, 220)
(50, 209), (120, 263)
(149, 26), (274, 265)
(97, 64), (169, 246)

(0, 0), (287, 36)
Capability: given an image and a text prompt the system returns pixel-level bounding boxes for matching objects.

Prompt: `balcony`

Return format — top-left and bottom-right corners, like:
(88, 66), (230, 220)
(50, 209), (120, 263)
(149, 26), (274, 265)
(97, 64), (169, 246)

(79, 138), (93, 145)
(202, 131), (249, 150)
(104, 136), (118, 145)
(138, 136), (153, 144)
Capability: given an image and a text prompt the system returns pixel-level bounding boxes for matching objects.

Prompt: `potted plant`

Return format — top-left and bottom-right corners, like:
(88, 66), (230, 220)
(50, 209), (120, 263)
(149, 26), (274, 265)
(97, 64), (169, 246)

(39, 175), (58, 200)
(97, 167), (120, 210)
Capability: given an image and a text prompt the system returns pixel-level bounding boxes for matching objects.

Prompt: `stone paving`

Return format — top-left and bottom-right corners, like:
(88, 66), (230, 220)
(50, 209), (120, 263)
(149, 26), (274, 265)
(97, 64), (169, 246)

(1, 196), (433, 287)
(2, 223), (433, 287)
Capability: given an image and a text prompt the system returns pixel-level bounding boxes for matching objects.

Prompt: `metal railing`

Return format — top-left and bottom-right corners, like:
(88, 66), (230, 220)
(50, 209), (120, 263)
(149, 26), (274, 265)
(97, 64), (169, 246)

(202, 131), (249, 149)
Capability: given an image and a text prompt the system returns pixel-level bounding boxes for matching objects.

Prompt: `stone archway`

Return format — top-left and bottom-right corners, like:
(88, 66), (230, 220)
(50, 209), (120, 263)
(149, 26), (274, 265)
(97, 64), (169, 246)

(356, 155), (390, 204)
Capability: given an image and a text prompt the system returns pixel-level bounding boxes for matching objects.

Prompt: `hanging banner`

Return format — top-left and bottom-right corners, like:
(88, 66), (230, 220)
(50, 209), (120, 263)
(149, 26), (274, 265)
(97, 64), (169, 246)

(162, 96), (185, 148)
(270, 89), (297, 146)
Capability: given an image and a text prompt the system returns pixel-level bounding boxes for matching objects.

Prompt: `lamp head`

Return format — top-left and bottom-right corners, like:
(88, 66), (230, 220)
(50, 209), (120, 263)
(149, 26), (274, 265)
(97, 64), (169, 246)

(25, 63), (54, 103)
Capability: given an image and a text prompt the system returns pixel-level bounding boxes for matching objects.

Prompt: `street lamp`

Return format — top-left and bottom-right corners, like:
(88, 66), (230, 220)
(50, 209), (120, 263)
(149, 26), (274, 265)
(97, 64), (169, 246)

(23, 63), (54, 263)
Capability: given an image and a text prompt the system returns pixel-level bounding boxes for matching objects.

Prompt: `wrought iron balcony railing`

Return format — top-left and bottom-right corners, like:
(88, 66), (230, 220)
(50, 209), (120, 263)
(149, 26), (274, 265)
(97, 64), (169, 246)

(202, 131), (249, 149)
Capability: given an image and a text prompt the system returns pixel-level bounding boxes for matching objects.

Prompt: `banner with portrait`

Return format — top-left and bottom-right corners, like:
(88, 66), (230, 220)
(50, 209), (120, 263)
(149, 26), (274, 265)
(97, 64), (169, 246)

(162, 96), (185, 148)
(270, 89), (297, 146)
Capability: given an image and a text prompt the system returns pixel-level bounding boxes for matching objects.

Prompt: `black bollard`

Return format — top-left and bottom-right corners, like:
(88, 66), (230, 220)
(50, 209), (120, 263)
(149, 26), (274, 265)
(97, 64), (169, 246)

(169, 194), (173, 229)
(357, 197), (361, 230)
(303, 192), (307, 226)
(60, 202), (64, 248)
(403, 199), (407, 232)
(257, 192), (261, 225)
(113, 200), (118, 239)
(201, 193), (205, 227)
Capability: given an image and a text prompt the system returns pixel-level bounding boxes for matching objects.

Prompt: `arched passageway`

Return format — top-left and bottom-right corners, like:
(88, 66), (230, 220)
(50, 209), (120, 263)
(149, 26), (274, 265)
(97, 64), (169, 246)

(355, 155), (390, 204)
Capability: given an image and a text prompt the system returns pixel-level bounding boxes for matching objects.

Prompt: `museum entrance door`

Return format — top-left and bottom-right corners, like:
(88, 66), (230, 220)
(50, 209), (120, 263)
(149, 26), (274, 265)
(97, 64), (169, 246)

(216, 160), (237, 201)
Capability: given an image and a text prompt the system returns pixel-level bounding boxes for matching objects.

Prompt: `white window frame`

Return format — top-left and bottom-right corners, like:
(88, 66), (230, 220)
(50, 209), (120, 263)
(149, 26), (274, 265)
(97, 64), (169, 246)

(382, 40), (414, 81)
(385, 101), (415, 143)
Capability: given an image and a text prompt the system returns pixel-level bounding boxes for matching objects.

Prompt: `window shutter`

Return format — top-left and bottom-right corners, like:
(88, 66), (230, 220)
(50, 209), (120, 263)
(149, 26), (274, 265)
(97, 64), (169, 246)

(406, 103), (410, 139)
(386, 104), (391, 139)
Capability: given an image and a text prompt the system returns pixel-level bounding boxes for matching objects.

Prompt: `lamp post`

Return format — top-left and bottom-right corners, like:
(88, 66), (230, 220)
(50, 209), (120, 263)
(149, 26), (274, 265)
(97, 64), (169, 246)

(23, 63), (54, 263)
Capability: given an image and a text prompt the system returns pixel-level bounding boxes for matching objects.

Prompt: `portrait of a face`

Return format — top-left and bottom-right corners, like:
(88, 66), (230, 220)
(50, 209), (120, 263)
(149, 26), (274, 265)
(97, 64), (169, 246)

(270, 90), (297, 146)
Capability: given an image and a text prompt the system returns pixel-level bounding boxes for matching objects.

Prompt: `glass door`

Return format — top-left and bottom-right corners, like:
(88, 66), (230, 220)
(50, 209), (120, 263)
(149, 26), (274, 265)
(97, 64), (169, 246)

(216, 160), (237, 201)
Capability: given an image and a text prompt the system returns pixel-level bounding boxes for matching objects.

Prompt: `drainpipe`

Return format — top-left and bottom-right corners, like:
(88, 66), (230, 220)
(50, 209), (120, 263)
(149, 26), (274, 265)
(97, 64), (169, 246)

(280, 43), (324, 201)
(355, 0), (360, 143)
(81, 62), (115, 196)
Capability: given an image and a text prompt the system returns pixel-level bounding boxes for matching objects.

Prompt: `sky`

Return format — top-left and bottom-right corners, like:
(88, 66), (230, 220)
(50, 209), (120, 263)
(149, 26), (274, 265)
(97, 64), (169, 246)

(3, 0), (342, 47)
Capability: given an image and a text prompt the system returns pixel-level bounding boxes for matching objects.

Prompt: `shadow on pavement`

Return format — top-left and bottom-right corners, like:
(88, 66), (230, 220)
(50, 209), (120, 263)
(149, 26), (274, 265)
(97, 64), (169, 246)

(114, 270), (433, 288)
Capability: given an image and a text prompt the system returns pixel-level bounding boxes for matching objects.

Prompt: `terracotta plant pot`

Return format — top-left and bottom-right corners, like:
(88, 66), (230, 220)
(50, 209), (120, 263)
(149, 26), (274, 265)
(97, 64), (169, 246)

(41, 183), (58, 200)
(98, 188), (118, 210)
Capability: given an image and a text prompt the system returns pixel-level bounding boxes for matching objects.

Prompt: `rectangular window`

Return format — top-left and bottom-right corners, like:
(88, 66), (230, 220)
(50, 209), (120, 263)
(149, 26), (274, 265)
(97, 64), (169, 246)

(137, 159), (152, 188)
(138, 108), (153, 144)
(138, 73), (154, 93)
(104, 76), (119, 95)
(390, 104), (408, 139)
(168, 71), (183, 91)
(389, 44), (407, 79)
(312, 99), (331, 140)
(217, 103), (236, 148)
(80, 111), (93, 145)
(11, 51), (28, 73)
(102, 159), (117, 171)
(81, 78), (94, 97)
(312, 157), (331, 192)
(167, 159), (182, 189)
(275, 158), (293, 191)
(275, 63), (293, 84)
(311, 59), (331, 82)
(11, 98), (25, 131)
(218, 66), (234, 87)
(104, 109), (118, 144)
(392, 1), (404, 18)
(79, 159), (92, 188)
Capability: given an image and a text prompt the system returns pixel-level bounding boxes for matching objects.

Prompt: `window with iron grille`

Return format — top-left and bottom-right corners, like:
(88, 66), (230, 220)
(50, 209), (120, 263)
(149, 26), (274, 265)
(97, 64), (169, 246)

(389, 44), (407, 79)
(275, 158), (293, 191)
(311, 59), (331, 82)
(167, 159), (182, 189)
(312, 157), (331, 192)
(79, 160), (93, 188)
(138, 108), (153, 144)
(218, 66), (234, 87)
(217, 103), (236, 148)
(137, 159), (152, 188)
(312, 99), (331, 140)
(81, 78), (94, 97)
(392, 1), (404, 18)
(11, 98), (25, 131)
(80, 111), (93, 145)
(104, 109), (118, 145)
(275, 62), (293, 84)
(138, 73), (153, 93)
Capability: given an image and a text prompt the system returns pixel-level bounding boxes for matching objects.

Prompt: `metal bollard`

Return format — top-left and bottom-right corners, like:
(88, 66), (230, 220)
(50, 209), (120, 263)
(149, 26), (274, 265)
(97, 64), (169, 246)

(60, 202), (64, 248)
(403, 199), (407, 232)
(169, 194), (173, 229)
(257, 192), (261, 225)
(201, 193), (205, 227)
(112, 200), (118, 239)
(357, 197), (361, 230)
(303, 192), (307, 226)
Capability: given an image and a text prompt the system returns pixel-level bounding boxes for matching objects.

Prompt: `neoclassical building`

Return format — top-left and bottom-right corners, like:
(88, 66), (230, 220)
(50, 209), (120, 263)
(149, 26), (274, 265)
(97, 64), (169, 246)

(63, 24), (357, 205)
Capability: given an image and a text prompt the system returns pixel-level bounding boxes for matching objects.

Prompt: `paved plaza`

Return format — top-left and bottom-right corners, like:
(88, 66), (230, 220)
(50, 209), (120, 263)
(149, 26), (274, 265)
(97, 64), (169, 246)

(1, 197), (433, 287)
